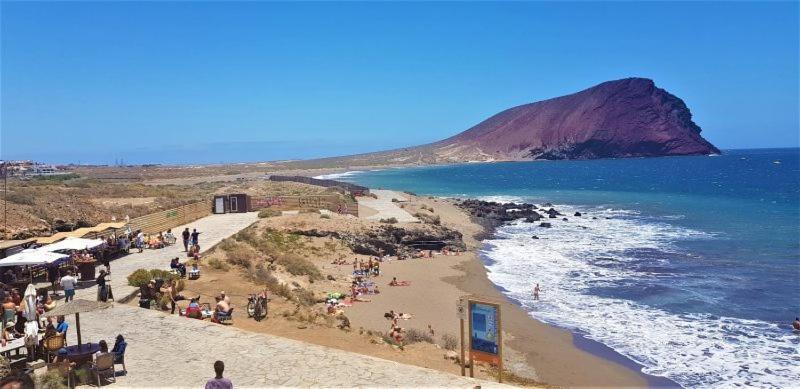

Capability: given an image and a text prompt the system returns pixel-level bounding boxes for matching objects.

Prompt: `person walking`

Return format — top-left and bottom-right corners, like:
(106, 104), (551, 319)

(60, 271), (77, 302)
(205, 360), (233, 389)
(182, 228), (191, 252)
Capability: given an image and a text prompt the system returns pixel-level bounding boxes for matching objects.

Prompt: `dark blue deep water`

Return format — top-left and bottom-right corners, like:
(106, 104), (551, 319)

(326, 148), (800, 388)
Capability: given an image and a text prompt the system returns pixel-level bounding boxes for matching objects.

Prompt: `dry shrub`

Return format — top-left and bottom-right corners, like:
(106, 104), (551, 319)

(258, 209), (282, 218)
(441, 333), (458, 351)
(293, 287), (317, 306)
(277, 254), (322, 280)
(404, 328), (434, 344)
(380, 217), (398, 224)
(226, 244), (259, 268)
(207, 257), (230, 271)
(5, 192), (35, 206)
(414, 212), (441, 225)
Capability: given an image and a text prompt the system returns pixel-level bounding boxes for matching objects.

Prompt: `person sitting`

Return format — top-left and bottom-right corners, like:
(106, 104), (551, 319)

(55, 316), (68, 336)
(188, 262), (200, 279)
(184, 298), (202, 319)
(213, 296), (231, 322)
(38, 322), (57, 348)
(111, 334), (127, 366)
(170, 257), (186, 277)
(139, 280), (157, 309)
(92, 340), (109, 363)
(188, 244), (202, 260)
(1, 297), (17, 330)
(164, 229), (176, 245)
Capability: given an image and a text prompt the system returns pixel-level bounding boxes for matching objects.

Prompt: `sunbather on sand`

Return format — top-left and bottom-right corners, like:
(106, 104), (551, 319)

(388, 277), (410, 286)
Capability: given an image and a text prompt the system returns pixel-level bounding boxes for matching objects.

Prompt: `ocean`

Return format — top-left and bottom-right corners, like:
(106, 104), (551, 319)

(319, 148), (800, 388)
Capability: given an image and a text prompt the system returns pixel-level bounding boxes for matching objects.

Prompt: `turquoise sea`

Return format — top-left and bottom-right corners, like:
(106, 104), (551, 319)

(321, 148), (800, 388)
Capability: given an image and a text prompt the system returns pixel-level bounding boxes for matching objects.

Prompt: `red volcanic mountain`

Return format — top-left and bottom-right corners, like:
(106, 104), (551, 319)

(429, 77), (719, 160)
(284, 78), (719, 168)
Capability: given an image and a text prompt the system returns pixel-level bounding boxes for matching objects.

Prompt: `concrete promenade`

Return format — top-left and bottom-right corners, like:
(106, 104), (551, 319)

(74, 212), (259, 301)
(65, 302), (506, 387)
(357, 190), (419, 223)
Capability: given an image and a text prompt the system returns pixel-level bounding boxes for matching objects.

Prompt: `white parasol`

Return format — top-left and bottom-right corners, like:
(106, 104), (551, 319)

(23, 284), (37, 321)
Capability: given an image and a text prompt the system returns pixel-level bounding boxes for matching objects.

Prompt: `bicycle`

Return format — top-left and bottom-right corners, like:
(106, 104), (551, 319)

(246, 291), (268, 321)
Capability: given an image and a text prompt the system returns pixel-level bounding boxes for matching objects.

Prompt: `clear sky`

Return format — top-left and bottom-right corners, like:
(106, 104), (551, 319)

(1, 1), (798, 164)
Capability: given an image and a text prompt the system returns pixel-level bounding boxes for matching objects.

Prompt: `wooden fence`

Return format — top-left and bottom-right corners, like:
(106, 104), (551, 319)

(251, 195), (358, 217)
(125, 201), (211, 234)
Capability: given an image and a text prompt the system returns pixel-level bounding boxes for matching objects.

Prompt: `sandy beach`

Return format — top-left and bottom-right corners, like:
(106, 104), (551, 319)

(161, 192), (649, 387)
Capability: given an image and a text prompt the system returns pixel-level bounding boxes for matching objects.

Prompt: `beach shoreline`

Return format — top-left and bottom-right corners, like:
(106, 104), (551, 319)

(341, 195), (654, 387)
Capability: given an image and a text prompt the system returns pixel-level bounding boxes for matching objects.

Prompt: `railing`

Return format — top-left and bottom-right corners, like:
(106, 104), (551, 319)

(251, 195), (359, 217)
(124, 201), (211, 234)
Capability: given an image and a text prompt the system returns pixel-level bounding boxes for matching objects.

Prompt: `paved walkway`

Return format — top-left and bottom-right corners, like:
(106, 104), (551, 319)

(357, 190), (419, 223)
(65, 304), (506, 388)
(75, 212), (259, 301)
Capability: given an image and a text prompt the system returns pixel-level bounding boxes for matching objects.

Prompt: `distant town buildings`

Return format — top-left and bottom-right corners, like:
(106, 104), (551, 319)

(0, 160), (71, 178)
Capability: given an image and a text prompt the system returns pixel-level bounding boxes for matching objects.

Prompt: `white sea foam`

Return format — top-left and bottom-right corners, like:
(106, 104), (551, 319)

(482, 204), (800, 388)
(476, 195), (528, 204)
(312, 170), (365, 180)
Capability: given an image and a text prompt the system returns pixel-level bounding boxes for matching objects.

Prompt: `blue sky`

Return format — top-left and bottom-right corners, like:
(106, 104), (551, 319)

(1, 1), (798, 164)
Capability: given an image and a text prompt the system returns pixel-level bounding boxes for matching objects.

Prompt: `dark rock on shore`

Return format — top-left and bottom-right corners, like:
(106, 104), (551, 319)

(574, 212), (582, 217)
(456, 199), (547, 239)
(290, 225), (466, 259)
(539, 222), (552, 228)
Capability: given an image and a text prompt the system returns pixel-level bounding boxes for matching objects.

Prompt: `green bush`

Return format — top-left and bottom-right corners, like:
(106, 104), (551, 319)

(32, 173), (79, 182)
(319, 214), (331, 219)
(258, 209), (282, 218)
(127, 268), (181, 288)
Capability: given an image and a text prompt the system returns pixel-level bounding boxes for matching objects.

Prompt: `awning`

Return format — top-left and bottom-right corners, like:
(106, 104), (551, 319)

(42, 237), (105, 252)
(0, 239), (36, 251)
(0, 250), (69, 267)
(35, 222), (125, 244)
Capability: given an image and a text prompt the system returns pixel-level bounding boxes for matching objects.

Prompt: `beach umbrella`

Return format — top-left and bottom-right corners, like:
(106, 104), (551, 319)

(23, 284), (37, 321)
(42, 299), (112, 346)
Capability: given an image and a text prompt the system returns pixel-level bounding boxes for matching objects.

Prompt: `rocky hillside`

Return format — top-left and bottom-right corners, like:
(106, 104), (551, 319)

(281, 78), (718, 168)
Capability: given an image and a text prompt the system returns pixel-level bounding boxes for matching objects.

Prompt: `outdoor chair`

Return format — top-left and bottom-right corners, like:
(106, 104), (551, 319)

(46, 361), (73, 388)
(43, 334), (65, 362)
(90, 352), (116, 386)
(114, 352), (127, 374)
(216, 308), (234, 324)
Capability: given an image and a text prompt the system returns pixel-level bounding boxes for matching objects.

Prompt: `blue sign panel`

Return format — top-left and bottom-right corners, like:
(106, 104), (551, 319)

(470, 302), (499, 355)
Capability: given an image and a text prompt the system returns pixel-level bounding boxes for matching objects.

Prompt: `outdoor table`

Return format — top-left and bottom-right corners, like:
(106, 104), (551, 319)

(63, 342), (100, 365)
(0, 338), (26, 357)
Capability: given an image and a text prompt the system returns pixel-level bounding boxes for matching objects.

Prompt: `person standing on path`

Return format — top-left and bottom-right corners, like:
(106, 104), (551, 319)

(182, 228), (191, 252)
(191, 229), (201, 247)
(205, 360), (233, 389)
(60, 271), (77, 302)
